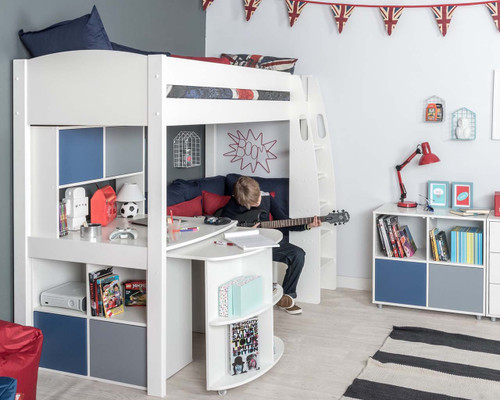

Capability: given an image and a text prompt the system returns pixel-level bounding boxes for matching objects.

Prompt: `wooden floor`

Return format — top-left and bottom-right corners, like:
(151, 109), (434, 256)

(37, 289), (500, 400)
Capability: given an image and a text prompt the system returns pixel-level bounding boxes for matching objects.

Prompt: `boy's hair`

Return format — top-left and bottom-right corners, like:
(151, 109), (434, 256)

(233, 177), (260, 209)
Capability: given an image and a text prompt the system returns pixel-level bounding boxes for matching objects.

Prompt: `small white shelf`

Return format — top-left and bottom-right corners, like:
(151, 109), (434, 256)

(90, 306), (147, 327)
(428, 260), (484, 269)
(210, 336), (284, 391)
(320, 257), (334, 269)
(374, 248), (426, 263)
(58, 171), (143, 189)
(209, 302), (273, 327)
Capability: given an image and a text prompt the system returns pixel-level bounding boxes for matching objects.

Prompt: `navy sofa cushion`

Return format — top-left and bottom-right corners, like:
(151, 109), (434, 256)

(167, 175), (226, 206)
(111, 42), (171, 56)
(18, 6), (112, 57)
(225, 173), (289, 216)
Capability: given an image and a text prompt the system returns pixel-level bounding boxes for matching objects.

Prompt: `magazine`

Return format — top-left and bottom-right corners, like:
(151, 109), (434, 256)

(100, 275), (124, 318)
(229, 318), (259, 375)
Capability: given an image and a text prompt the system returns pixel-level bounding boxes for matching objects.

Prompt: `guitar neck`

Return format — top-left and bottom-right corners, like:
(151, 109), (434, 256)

(259, 216), (325, 229)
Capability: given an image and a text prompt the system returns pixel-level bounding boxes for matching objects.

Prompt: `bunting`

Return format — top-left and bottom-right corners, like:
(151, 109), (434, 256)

(379, 7), (404, 35)
(285, 0), (308, 27)
(486, 2), (500, 31)
(202, 0), (215, 11)
(202, 0), (500, 37)
(432, 5), (457, 36)
(330, 4), (355, 34)
(244, 0), (263, 20)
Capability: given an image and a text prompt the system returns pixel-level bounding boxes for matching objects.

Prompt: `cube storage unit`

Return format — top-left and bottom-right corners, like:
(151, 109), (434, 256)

(373, 204), (487, 317)
(487, 213), (500, 321)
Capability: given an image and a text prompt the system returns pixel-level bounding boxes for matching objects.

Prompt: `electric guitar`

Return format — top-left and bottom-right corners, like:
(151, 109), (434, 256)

(236, 209), (350, 228)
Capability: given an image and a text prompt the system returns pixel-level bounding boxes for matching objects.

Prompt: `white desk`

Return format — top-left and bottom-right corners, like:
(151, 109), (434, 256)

(165, 218), (284, 393)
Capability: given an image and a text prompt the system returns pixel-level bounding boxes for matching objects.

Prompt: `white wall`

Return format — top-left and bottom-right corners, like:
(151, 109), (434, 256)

(206, 0), (500, 286)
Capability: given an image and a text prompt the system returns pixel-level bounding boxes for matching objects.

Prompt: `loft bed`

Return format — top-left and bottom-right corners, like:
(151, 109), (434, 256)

(13, 50), (336, 397)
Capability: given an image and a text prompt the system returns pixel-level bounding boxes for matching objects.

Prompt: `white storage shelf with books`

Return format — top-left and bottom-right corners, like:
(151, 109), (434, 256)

(373, 203), (487, 318)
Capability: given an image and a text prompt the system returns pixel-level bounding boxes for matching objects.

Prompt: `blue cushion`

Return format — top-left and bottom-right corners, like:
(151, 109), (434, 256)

(111, 42), (171, 56)
(0, 377), (17, 400)
(225, 173), (289, 216)
(167, 176), (226, 206)
(19, 6), (112, 57)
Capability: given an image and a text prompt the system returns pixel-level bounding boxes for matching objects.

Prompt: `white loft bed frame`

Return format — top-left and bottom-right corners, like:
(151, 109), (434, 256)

(13, 50), (336, 397)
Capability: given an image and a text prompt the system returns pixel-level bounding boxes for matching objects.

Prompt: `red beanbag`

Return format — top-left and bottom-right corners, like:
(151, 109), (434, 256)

(167, 195), (202, 217)
(0, 321), (43, 400)
(202, 191), (231, 216)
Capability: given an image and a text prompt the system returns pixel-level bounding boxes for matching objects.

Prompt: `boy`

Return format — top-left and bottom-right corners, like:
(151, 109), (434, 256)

(221, 176), (321, 315)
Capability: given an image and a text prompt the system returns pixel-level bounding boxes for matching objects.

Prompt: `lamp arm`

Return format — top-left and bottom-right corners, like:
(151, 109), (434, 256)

(395, 145), (422, 203)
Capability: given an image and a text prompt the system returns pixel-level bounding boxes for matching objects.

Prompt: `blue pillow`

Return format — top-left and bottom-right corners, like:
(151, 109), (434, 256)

(111, 42), (171, 56)
(18, 6), (112, 57)
(167, 176), (226, 206)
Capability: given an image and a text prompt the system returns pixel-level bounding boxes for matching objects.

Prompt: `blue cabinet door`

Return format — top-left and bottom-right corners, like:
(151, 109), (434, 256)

(34, 312), (87, 375)
(375, 259), (427, 306)
(59, 128), (103, 185)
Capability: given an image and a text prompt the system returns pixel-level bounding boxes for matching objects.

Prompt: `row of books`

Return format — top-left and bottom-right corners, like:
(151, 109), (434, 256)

(429, 228), (450, 262)
(88, 267), (124, 318)
(450, 226), (483, 265)
(376, 215), (417, 258)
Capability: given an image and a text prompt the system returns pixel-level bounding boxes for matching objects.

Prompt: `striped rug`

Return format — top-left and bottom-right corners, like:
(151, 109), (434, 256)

(342, 326), (500, 400)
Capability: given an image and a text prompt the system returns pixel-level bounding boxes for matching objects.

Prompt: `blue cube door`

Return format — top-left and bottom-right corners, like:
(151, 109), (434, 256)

(375, 259), (427, 306)
(34, 312), (87, 375)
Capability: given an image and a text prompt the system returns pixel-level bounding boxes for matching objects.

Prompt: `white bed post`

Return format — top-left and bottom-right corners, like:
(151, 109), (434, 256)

(147, 55), (168, 398)
(13, 60), (32, 325)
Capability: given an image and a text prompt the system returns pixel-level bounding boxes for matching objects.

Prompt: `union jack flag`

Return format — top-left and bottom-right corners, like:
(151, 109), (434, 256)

(330, 4), (355, 34)
(202, 0), (215, 11)
(486, 2), (500, 32)
(285, 0), (307, 27)
(432, 5), (457, 36)
(379, 7), (404, 36)
(244, 0), (263, 21)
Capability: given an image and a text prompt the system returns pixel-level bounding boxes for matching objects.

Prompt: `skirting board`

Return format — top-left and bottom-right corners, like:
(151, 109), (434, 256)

(337, 276), (371, 291)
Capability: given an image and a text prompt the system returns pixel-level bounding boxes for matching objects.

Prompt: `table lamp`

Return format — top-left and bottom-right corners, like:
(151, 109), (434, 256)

(396, 142), (440, 208)
(117, 183), (144, 217)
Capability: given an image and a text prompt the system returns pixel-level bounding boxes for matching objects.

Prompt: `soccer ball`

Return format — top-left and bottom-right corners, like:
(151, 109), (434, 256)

(120, 202), (139, 218)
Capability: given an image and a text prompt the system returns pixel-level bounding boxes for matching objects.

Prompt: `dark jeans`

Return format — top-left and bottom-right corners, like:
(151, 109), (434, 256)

(272, 241), (305, 299)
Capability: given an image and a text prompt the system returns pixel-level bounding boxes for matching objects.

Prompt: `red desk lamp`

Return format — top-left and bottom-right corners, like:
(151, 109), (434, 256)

(396, 142), (440, 208)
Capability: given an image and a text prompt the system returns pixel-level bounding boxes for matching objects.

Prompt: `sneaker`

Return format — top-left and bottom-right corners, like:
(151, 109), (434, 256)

(285, 305), (302, 315)
(277, 294), (294, 310)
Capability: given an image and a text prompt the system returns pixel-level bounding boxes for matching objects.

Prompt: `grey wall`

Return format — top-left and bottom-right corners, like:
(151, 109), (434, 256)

(1, 0), (205, 321)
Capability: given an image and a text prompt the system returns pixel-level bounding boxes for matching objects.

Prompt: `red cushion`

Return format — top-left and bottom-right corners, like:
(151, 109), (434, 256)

(167, 196), (202, 217)
(202, 191), (231, 216)
(0, 321), (43, 400)
(170, 55), (231, 64)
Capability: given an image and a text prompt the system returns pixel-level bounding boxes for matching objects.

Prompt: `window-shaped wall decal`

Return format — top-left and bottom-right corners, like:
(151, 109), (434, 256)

(424, 95), (445, 122)
(451, 108), (476, 141)
(173, 131), (201, 168)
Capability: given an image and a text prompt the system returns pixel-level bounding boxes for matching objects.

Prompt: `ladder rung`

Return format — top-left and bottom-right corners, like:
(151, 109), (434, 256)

(318, 172), (327, 180)
(314, 144), (324, 151)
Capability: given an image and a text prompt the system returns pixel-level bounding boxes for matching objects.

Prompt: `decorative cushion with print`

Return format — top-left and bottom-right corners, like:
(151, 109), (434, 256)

(19, 6), (112, 57)
(220, 54), (298, 74)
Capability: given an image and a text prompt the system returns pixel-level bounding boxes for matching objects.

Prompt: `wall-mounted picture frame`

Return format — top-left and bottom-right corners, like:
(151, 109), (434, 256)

(427, 181), (449, 208)
(451, 182), (473, 209)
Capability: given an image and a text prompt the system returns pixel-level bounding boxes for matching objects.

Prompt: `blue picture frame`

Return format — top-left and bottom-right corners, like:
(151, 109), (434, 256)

(451, 182), (473, 209)
(428, 181), (449, 208)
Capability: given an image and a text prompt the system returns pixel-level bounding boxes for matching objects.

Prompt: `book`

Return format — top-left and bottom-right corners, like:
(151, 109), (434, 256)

(100, 275), (124, 318)
(383, 216), (399, 257)
(402, 225), (417, 254)
(96, 274), (121, 317)
(88, 267), (113, 316)
(449, 208), (490, 217)
(377, 215), (392, 257)
(387, 216), (405, 258)
(376, 216), (388, 256)
(224, 230), (279, 250)
(398, 226), (415, 257)
(429, 228), (439, 261)
(123, 280), (146, 306)
(435, 230), (449, 261)
(230, 318), (259, 375)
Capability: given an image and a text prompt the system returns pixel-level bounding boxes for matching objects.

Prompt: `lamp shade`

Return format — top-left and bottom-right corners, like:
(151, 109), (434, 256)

(419, 142), (440, 165)
(116, 183), (144, 202)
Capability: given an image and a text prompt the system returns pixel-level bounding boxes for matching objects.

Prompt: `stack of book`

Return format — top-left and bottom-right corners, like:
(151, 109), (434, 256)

(429, 228), (450, 262)
(449, 208), (489, 217)
(376, 215), (417, 258)
(88, 267), (125, 318)
(450, 226), (483, 265)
